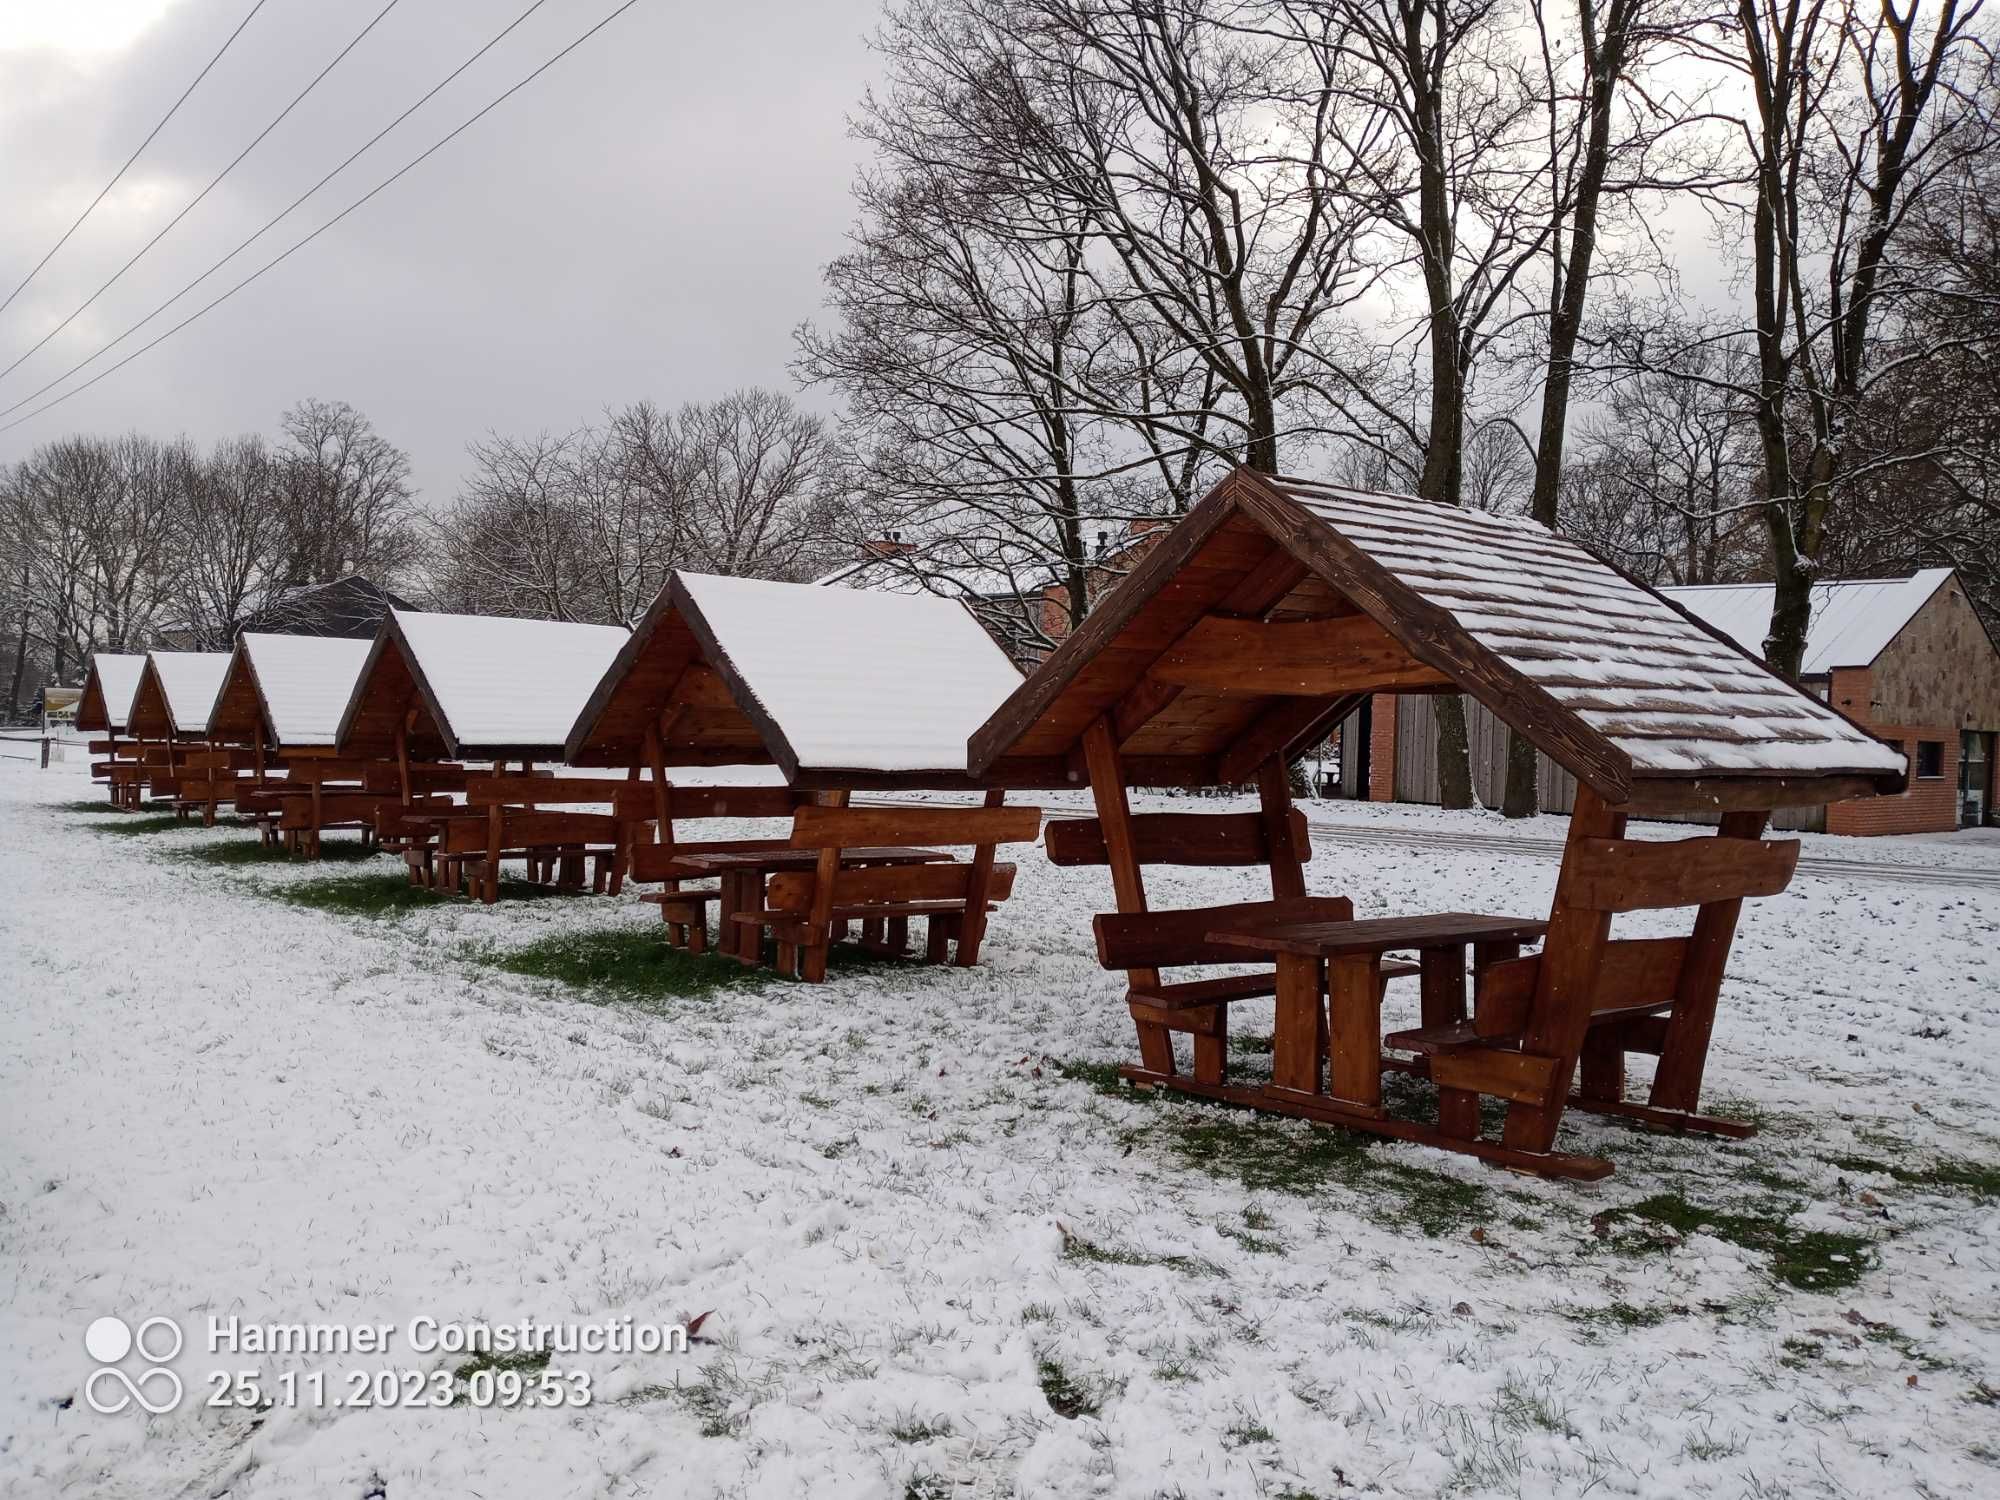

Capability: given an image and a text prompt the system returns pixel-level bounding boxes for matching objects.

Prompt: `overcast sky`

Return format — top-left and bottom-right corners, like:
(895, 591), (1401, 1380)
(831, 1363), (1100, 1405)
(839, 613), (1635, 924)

(0, 0), (882, 502)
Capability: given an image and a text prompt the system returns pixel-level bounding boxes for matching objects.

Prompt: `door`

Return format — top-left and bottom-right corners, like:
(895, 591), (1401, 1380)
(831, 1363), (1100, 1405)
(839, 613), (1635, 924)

(1962, 731), (1993, 828)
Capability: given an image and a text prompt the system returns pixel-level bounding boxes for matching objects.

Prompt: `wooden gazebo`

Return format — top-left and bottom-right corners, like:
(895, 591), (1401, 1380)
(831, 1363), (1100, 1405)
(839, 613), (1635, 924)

(567, 570), (1044, 975)
(336, 609), (630, 893)
(195, 633), (376, 834)
(967, 468), (1907, 1178)
(124, 651), (233, 806)
(76, 652), (148, 806)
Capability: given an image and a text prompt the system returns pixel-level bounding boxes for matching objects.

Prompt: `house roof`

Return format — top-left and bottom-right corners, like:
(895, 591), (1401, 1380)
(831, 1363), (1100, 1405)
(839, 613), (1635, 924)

(127, 651), (233, 737)
(207, 633), (374, 746)
(241, 575), (414, 639)
(967, 469), (1907, 805)
(339, 610), (630, 761)
(567, 570), (1030, 786)
(1662, 569), (1957, 674)
(75, 653), (147, 733)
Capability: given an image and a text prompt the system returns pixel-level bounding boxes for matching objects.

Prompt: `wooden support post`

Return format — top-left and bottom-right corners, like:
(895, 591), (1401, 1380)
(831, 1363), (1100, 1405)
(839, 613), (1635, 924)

(1272, 952), (1323, 1093)
(1422, 944), (1478, 1137)
(1503, 786), (1624, 1152)
(953, 788), (1007, 966)
(1082, 716), (1172, 1077)
(1326, 954), (1382, 1111)
(485, 804), (504, 904)
(1649, 810), (1769, 1113)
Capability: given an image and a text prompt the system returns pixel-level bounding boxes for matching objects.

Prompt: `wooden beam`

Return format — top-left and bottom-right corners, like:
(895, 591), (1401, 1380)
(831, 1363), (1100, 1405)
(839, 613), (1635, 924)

(1110, 674), (1184, 747)
(1150, 613), (1452, 697)
(1216, 692), (1361, 785)
(1256, 757), (1307, 899)
(1619, 773), (1892, 815)
(1564, 833), (1799, 913)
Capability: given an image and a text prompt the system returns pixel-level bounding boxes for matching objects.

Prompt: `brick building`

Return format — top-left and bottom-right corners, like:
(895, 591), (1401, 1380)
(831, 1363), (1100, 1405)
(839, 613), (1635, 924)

(1357, 568), (1998, 835)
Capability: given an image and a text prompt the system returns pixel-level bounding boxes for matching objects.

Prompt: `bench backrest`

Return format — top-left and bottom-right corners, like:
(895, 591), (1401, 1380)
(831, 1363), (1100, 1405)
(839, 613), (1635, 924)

(767, 861), (1021, 913)
(788, 803), (1042, 852)
(1046, 808), (1311, 868)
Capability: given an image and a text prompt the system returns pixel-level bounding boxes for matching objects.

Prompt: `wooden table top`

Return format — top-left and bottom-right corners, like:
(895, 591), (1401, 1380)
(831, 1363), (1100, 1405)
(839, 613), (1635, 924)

(672, 846), (952, 873)
(1205, 911), (1550, 959)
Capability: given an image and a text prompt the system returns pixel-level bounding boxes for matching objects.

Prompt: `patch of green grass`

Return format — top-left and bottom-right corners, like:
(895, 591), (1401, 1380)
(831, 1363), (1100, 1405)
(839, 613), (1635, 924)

(91, 813), (201, 836)
(490, 927), (767, 1007)
(447, 1346), (552, 1405)
(1600, 1192), (1874, 1292)
(1223, 1418), (1276, 1448)
(177, 837), (379, 866)
(278, 873), (448, 917)
(1059, 1228), (1220, 1277)
(1055, 1055), (1490, 1236)
(887, 1413), (953, 1443)
(1228, 1032), (1274, 1056)
(904, 1474), (951, 1500)
(1565, 1300), (1683, 1334)
(1827, 1153), (2000, 1201)
(1036, 1356), (1100, 1419)
(57, 798), (128, 814)
(1781, 1335), (1825, 1369)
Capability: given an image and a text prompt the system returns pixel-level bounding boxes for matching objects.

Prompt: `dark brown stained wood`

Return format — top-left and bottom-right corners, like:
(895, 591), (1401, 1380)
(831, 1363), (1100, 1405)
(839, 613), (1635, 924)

(1095, 895), (1357, 970)
(766, 862), (1018, 911)
(629, 837), (791, 883)
(954, 787), (1009, 965)
(1650, 810), (1768, 1112)
(280, 758), (376, 784)
(1044, 809), (1311, 868)
(1473, 937), (1689, 1037)
(1230, 474), (1638, 803)
(1203, 911), (1551, 960)
(1503, 787), (1624, 1152)
(1109, 674), (1184, 746)
(1150, 613), (1452, 696)
(1620, 772), (1895, 812)
(466, 776), (626, 806)
(1565, 833), (1800, 913)
(1081, 715), (1171, 1072)
(441, 810), (619, 851)
(1256, 757), (1307, 900)
(1430, 1047), (1563, 1107)
(1325, 954), (1382, 1107)
(1217, 694), (1362, 786)
(1270, 953), (1325, 1094)
(788, 804), (1041, 850)
(663, 784), (806, 821)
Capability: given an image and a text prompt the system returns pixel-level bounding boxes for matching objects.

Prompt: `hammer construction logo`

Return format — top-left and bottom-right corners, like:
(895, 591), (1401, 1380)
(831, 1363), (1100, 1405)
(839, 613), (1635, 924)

(83, 1315), (184, 1415)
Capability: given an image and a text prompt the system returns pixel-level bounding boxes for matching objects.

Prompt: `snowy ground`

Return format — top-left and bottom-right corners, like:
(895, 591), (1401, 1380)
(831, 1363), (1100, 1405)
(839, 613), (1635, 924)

(2, 762), (1997, 1500)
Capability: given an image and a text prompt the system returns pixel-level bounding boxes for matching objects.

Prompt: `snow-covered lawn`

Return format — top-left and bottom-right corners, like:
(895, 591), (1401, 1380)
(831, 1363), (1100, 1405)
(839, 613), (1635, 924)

(2, 763), (1996, 1500)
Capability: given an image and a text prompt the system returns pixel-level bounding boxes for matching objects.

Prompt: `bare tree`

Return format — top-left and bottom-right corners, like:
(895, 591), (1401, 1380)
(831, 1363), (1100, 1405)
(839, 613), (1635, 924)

(173, 436), (288, 648)
(275, 398), (423, 588)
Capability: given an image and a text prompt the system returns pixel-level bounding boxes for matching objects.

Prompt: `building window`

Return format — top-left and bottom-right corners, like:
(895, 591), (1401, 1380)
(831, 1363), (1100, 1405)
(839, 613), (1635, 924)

(1916, 740), (1945, 779)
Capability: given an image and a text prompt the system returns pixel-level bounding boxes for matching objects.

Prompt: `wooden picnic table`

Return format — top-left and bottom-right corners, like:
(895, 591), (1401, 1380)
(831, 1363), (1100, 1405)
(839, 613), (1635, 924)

(670, 845), (954, 962)
(1205, 912), (1549, 1124)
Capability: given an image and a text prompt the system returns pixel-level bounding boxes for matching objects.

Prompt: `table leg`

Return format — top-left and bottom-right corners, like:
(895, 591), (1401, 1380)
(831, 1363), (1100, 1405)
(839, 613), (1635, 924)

(1272, 952), (1324, 1095)
(1327, 954), (1383, 1112)
(1422, 943), (1477, 1138)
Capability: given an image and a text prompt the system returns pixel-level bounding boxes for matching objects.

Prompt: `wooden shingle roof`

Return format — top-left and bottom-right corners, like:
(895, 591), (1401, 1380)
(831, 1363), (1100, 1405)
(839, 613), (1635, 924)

(967, 469), (1906, 808)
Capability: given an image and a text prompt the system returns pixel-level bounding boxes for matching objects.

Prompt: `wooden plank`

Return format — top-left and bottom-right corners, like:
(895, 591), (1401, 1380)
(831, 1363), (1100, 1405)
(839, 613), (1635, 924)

(664, 784), (803, 820)
(1271, 952), (1324, 1094)
(789, 803), (1041, 851)
(1430, 1047), (1564, 1106)
(1095, 895), (1356, 970)
(768, 862), (1017, 910)
(1650, 811), (1768, 1112)
(1150, 613), (1451, 696)
(466, 776), (622, 806)
(1216, 693), (1361, 785)
(1044, 808), (1311, 868)
(1621, 772), (1894, 814)
(1326, 954), (1380, 1107)
(1081, 714), (1172, 1074)
(1256, 757), (1307, 899)
(1205, 911), (1550, 959)
(1564, 833), (1799, 913)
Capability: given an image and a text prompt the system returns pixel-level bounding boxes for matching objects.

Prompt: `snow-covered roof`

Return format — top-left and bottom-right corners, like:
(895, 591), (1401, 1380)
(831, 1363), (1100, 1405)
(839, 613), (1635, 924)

(377, 609), (631, 755)
(78, 653), (146, 732)
(971, 469), (1908, 800)
(215, 633), (374, 745)
(569, 571), (1027, 783)
(136, 652), (233, 735)
(1662, 569), (1954, 674)
(685, 571), (1025, 773)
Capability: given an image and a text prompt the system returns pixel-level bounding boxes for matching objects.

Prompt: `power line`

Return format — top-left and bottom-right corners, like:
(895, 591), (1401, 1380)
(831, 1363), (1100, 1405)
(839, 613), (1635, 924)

(0, 0), (559, 422)
(0, 0), (648, 438)
(0, 0), (272, 320)
(0, 0), (406, 386)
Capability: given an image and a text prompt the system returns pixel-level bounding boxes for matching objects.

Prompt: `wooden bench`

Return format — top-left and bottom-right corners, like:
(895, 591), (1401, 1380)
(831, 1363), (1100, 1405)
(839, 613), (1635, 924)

(443, 776), (645, 903)
(624, 784), (817, 952)
(741, 798), (1042, 981)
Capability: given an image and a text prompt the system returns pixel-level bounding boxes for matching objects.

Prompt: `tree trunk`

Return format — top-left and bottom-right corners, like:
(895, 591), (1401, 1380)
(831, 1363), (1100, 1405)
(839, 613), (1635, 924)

(1434, 695), (1475, 809)
(1500, 728), (1539, 818)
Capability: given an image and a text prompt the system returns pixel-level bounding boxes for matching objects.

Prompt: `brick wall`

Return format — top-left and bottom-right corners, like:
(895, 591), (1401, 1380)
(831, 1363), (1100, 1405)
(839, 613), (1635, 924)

(1823, 666), (1960, 835)
(1369, 693), (1398, 801)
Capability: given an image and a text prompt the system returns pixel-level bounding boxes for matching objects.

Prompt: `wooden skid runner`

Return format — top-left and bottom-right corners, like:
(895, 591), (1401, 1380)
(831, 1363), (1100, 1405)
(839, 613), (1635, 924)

(1117, 1067), (1614, 1181)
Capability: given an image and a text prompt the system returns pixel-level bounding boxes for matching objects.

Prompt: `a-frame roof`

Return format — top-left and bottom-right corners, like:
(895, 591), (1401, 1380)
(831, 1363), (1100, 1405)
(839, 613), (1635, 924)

(967, 469), (1907, 807)
(75, 653), (146, 733)
(1663, 568), (1971, 673)
(207, 633), (373, 747)
(126, 651), (232, 738)
(566, 570), (1034, 788)
(337, 609), (630, 762)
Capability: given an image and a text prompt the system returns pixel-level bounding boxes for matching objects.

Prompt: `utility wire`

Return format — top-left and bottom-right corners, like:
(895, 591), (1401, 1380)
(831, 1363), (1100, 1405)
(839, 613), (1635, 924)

(0, 0), (406, 386)
(0, 0), (558, 421)
(0, 0), (272, 320)
(0, 0), (647, 437)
